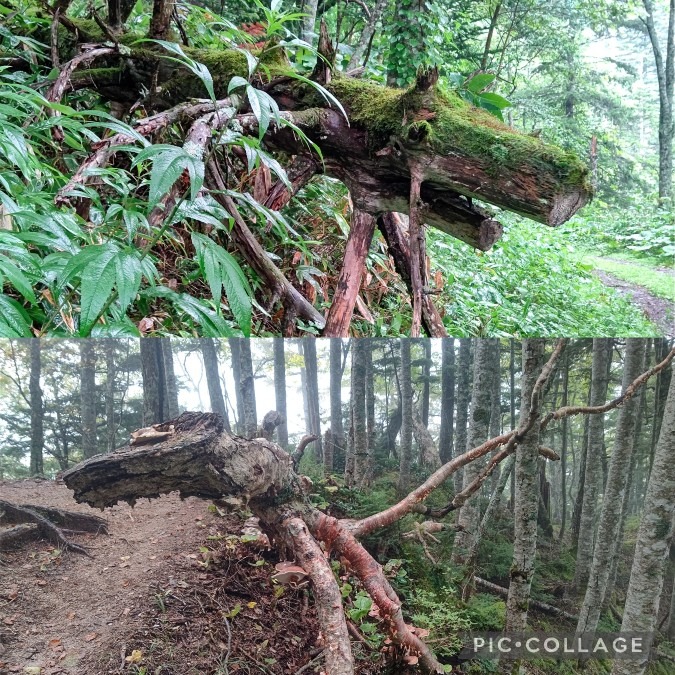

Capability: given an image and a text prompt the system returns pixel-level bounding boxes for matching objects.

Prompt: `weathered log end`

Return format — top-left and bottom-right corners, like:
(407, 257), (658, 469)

(63, 412), (296, 511)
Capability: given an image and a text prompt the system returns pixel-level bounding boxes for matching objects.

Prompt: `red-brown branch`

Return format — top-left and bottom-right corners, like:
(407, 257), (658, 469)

(408, 164), (425, 337)
(322, 207), (376, 337)
(311, 513), (444, 674)
(284, 517), (353, 675)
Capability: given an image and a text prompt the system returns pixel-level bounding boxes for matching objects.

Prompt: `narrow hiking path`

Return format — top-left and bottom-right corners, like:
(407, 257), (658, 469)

(0, 479), (218, 674)
(592, 269), (674, 336)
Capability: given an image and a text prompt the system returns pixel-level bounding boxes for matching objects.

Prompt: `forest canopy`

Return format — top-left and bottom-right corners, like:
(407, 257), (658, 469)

(0, 0), (672, 337)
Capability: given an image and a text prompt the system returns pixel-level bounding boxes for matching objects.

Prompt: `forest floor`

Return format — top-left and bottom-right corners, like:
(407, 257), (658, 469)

(588, 256), (674, 335)
(0, 479), (355, 675)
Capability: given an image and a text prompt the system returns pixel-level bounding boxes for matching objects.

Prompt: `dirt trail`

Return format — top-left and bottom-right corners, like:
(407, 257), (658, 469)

(593, 270), (674, 336)
(0, 479), (217, 675)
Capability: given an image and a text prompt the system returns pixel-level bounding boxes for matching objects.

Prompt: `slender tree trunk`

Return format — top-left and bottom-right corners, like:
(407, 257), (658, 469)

(398, 339), (412, 495)
(161, 338), (179, 419)
(509, 339), (517, 510)
(352, 340), (368, 485)
(201, 339), (231, 433)
(421, 340), (432, 427)
(365, 340), (375, 483)
(140, 339), (166, 426)
(642, 0), (674, 201)
(452, 339), (499, 565)
(347, 0), (388, 68)
(559, 352), (569, 540)
(454, 338), (472, 493)
(239, 339), (257, 438)
(303, 340), (322, 460)
(577, 339), (647, 633)
(505, 339), (546, 634)
(29, 340), (44, 476)
(228, 338), (245, 435)
(302, 0), (320, 42)
(489, 342), (502, 491)
(439, 338), (455, 465)
(329, 338), (344, 471)
(80, 340), (98, 459)
(105, 339), (117, 453)
(273, 338), (289, 449)
(611, 370), (675, 675)
(573, 338), (612, 591)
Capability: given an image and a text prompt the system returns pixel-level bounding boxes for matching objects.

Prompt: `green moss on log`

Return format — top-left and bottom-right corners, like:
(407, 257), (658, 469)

(326, 76), (590, 191)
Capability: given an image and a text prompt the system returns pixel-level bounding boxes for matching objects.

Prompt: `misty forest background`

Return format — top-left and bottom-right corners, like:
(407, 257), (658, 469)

(0, 0), (673, 338)
(0, 338), (674, 674)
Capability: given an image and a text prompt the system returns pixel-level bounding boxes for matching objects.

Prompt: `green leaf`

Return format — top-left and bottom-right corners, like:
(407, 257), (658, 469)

(465, 73), (495, 93)
(114, 250), (142, 313)
(79, 245), (118, 334)
(477, 92), (512, 109)
(0, 255), (37, 304)
(0, 293), (32, 336)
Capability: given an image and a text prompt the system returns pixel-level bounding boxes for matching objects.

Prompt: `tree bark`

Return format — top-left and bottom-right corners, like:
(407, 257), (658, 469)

(398, 338), (413, 495)
(140, 338), (167, 426)
(104, 339), (118, 453)
(611, 369), (675, 675)
(573, 338), (612, 592)
(351, 339), (368, 485)
(577, 339), (646, 633)
(302, 340), (322, 460)
(29, 340), (44, 476)
(80, 340), (98, 459)
(322, 207), (376, 337)
(438, 338), (455, 464)
(329, 338), (344, 471)
(201, 338), (231, 433)
(226, 338), (244, 435)
(452, 339), (499, 566)
(161, 337), (180, 419)
(273, 338), (289, 449)
(454, 338), (472, 493)
(505, 339), (546, 634)
(238, 339), (257, 439)
(347, 0), (388, 69)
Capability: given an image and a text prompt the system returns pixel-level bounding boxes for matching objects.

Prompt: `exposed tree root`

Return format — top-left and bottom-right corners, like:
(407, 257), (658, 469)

(0, 499), (106, 556)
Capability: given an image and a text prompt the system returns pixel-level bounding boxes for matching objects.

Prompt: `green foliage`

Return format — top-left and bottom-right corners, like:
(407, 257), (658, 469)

(563, 199), (675, 265)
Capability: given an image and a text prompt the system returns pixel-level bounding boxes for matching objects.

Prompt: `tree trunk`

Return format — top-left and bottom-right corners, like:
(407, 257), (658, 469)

(439, 338), (455, 465)
(452, 339), (499, 566)
(454, 338), (472, 493)
(273, 338), (289, 449)
(420, 339), (432, 427)
(559, 351), (569, 540)
(329, 338), (344, 471)
(574, 338), (612, 592)
(577, 339), (647, 633)
(398, 339), (413, 495)
(352, 339), (368, 486)
(302, 340), (322, 460)
(161, 338), (180, 419)
(505, 339), (546, 634)
(80, 340), (98, 459)
(139, 339), (166, 426)
(201, 338), (231, 433)
(365, 339), (375, 483)
(228, 338), (245, 435)
(611, 369), (675, 675)
(642, 0), (674, 201)
(347, 0), (388, 68)
(238, 339), (257, 438)
(29, 340), (44, 476)
(104, 339), (120, 454)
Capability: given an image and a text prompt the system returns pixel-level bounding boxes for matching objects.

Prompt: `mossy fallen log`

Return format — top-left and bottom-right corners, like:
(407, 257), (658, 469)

(47, 26), (591, 247)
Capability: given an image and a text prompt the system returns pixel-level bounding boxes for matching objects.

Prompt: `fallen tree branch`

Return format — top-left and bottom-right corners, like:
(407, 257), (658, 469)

(322, 207), (377, 337)
(292, 434), (319, 469)
(474, 577), (577, 622)
(207, 160), (326, 330)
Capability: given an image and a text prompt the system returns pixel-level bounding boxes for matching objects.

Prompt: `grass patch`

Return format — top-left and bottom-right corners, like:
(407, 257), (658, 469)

(580, 254), (675, 302)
